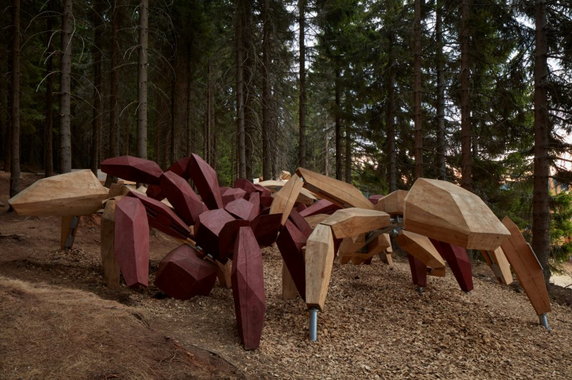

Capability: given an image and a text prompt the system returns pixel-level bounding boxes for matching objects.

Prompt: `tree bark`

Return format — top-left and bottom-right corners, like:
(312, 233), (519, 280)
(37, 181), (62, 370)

(44, 4), (54, 177)
(243, 0), (255, 180)
(335, 68), (342, 180)
(9, 0), (21, 196)
(344, 122), (351, 183)
(235, 0), (246, 179)
(413, 0), (423, 179)
(91, 1), (103, 174)
(109, 0), (121, 158)
(137, 0), (148, 159)
(532, 0), (551, 281)
(435, 0), (446, 180)
(262, 0), (272, 180)
(385, 40), (397, 191)
(60, 0), (73, 173)
(298, 0), (307, 168)
(460, 0), (472, 190)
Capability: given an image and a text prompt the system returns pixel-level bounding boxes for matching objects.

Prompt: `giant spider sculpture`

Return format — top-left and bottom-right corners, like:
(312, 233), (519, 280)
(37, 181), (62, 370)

(8, 153), (552, 350)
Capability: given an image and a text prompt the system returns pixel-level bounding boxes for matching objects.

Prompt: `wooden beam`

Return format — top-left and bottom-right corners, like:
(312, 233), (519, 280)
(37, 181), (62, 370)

(305, 224), (335, 311)
(397, 230), (446, 277)
(375, 189), (408, 215)
(60, 215), (80, 250)
(282, 262), (299, 300)
(269, 174), (303, 225)
(481, 247), (513, 285)
(431, 239), (473, 292)
(296, 167), (373, 209)
(320, 208), (390, 239)
(404, 178), (510, 250)
(500, 217), (551, 315)
(101, 199), (120, 289)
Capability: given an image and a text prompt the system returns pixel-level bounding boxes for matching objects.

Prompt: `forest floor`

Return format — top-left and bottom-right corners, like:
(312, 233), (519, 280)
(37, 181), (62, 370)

(1, 171), (572, 379)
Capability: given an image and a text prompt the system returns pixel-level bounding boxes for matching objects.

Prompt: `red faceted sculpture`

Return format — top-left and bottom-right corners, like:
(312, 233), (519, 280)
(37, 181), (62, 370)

(431, 239), (474, 292)
(222, 187), (247, 205)
(127, 191), (190, 240)
(155, 244), (218, 299)
(188, 153), (224, 210)
(232, 226), (266, 350)
(100, 155), (163, 185)
(160, 170), (207, 226)
(114, 196), (150, 287)
(195, 209), (236, 257)
(218, 219), (250, 260)
(276, 220), (307, 300)
(298, 199), (341, 218)
(251, 212), (282, 247)
(288, 209), (312, 238)
(225, 198), (258, 221)
(407, 254), (428, 288)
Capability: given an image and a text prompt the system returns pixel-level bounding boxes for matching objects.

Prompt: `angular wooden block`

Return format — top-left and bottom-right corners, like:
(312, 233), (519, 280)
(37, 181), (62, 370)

(375, 189), (408, 215)
(9, 170), (109, 216)
(251, 212), (282, 247)
(145, 184), (165, 200)
(168, 156), (193, 179)
(232, 226), (266, 350)
(367, 233), (393, 265)
(114, 197), (150, 287)
(404, 178), (510, 250)
(234, 178), (259, 194)
(155, 244), (218, 299)
(397, 230), (446, 277)
(216, 260), (233, 288)
(218, 219), (250, 260)
(222, 187), (247, 205)
(368, 194), (384, 205)
(481, 247), (513, 285)
(304, 213), (330, 229)
(100, 155), (163, 185)
(188, 153), (224, 210)
(127, 191), (190, 240)
(431, 239), (473, 292)
(305, 224), (335, 311)
(269, 174), (304, 225)
(288, 209), (313, 238)
(338, 233), (366, 264)
(321, 208), (391, 240)
(161, 170), (207, 226)
(225, 198), (258, 221)
(296, 167), (373, 210)
(501, 217), (550, 315)
(195, 209), (236, 258)
(276, 221), (307, 300)
(247, 192), (261, 216)
(101, 199), (120, 289)
(281, 262), (299, 300)
(407, 254), (428, 287)
(60, 215), (80, 250)
(298, 199), (341, 218)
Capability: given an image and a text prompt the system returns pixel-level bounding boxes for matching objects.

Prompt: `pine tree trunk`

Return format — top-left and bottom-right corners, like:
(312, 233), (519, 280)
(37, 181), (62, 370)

(385, 41), (397, 191)
(60, 0), (73, 173)
(44, 6), (54, 177)
(413, 0), (423, 179)
(344, 123), (351, 183)
(109, 0), (121, 158)
(532, 0), (551, 281)
(243, 1), (255, 180)
(9, 0), (21, 196)
(435, 0), (446, 180)
(235, 0), (246, 179)
(335, 68), (342, 180)
(91, 1), (103, 174)
(460, 0), (472, 190)
(137, 0), (148, 159)
(186, 41), (193, 156)
(262, 0), (272, 180)
(298, 0), (307, 168)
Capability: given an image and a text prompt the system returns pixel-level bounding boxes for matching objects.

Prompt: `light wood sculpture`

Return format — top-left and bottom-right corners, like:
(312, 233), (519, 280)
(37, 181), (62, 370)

(259, 179), (317, 205)
(397, 230), (446, 277)
(481, 247), (513, 285)
(8, 169), (109, 216)
(296, 167), (374, 210)
(404, 178), (510, 250)
(375, 190), (408, 215)
(269, 174), (304, 225)
(500, 217), (551, 316)
(101, 199), (121, 289)
(305, 223), (335, 311)
(320, 208), (390, 239)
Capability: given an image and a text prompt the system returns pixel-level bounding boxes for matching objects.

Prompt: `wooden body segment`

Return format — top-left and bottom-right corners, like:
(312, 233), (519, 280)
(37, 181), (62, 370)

(281, 263), (299, 300)
(269, 174), (304, 225)
(188, 153), (224, 210)
(60, 215), (80, 250)
(321, 208), (390, 239)
(298, 199), (341, 218)
(305, 224), (335, 311)
(431, 239), (473, 292)
(225, 198), (258, 221)
(296, 167), (373, 210)
(481, 247), (513, 285)
(251, 213), (282, 247)
(195, 209), (236, 257)
(404, 178), (510, 250)
(114, 197), (150, 288)
(397, 230), (446, 277)
(160, 170), (207, 226)
(222, 187), (247, 205)
(101, 199), (120, 289)
(375, 190), (408, 215)
(9, 170), (109, 216)
(500, 217), (551, 315)
(232, 226), (266, 350)
(407, 254), (428, 287)
(100, 155), (163, 184)
(276, 221), (307, 299)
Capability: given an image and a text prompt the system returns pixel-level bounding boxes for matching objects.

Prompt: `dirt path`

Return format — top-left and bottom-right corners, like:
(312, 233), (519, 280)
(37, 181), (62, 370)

(1, 171), (572, 379)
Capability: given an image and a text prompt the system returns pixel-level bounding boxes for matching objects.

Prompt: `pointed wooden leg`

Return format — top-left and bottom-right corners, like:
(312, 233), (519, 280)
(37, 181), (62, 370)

(407, 254), (427, 288)
(282, 261), (298, 300)
(216, 260), (233, 289)
(60, 215), (80, 250)
(101, 200), (120, 289)
(431, 239), (473, 292)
